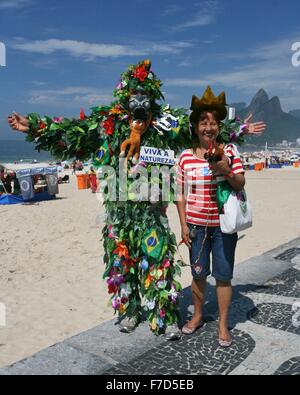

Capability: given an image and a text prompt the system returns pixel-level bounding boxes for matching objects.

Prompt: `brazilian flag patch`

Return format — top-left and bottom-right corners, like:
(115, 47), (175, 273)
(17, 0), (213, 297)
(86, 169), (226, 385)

(169, 117), (180, 140)
(142, 229), (164, 259)
(93, 141), (111, 167)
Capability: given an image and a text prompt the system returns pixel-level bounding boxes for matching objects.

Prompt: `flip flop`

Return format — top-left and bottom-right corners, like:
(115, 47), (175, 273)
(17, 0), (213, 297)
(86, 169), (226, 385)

(181, 321), (204, 335)
(218, 337), (232, 348)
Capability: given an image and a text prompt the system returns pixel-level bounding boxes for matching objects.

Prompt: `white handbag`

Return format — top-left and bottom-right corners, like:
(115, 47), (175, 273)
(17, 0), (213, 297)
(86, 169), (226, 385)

(220, 189), (253, 234)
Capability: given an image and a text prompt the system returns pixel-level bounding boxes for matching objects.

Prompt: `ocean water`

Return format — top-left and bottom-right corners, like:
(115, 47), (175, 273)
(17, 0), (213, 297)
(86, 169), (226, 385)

(0, 140), (53, 163)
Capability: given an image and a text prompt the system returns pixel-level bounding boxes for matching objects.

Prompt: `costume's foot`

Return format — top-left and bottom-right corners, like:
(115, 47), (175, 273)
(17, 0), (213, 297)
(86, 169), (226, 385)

(164, 324), (182, 341)
(119, 317), (138, 333)
(181, 320), (204, 335)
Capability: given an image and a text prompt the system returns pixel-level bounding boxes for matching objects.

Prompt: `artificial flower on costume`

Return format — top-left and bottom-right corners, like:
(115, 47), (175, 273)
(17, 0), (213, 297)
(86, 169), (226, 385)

(140, 257), (149, 271)
(112, 297), (121, 310)
(157, 318), (165, 329)
(151, 317), (157, 331)
(142, 229), (164, 259)
(107, 273), (126, 287)
(159, 309), (166, 318)
(116, 80), (127, 91)
(119, 304), (126, 314)
(145, 300), (156, 311)
(156, 269), (164, 280)
(79, 108), (86, 120)
(144, 274), (153, 290)
(113, 259), (121, 268)
(109, 105), (124, 115)
(108, 224), (117, 239)
(157, 280), (167, 289)
(121, 258), (136, 274)
(120, 283), (132, 298)
(38, 121), (46, 130)
(133, 65), (148, 82)
(169, 287), (178, 304)
(102, 116), (115, 136)
(113, 242), (130, 259)
(162, 259), (171, 269)
(53, 117), (64, 123)
(108, 283), (118, 295)
(93, 141), (111, 167)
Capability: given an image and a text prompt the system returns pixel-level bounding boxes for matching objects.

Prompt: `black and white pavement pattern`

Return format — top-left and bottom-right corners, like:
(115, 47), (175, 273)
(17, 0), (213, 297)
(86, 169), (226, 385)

(0, 239), (300, 375)
(106, 244), (300, 376)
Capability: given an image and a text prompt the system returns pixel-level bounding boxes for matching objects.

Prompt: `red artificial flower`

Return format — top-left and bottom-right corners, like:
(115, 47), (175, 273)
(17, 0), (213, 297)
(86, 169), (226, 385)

(108, 284), (118, 295)
(113, 242), (130, 259)
(102, 116), (115, 136)
(133, 66), (148, 82)
(39, 121), (46, 130)
(80, 108), (86, 120)
(159, 309), (166, 319)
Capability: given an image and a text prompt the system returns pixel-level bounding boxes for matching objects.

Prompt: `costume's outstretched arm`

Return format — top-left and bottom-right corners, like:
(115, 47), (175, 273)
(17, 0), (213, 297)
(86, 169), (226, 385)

(8, 106), (114, 161)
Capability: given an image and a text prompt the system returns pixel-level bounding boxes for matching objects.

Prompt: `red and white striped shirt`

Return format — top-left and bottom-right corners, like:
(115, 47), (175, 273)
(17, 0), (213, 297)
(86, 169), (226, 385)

(177, 144), (244, 227)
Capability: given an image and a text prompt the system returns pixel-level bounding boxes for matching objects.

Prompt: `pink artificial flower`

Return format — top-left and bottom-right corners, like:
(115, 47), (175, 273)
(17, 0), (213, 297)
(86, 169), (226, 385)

(53, 117), (64, 123)
(159, 309), (166, 318)
(163, 259), (171, 269)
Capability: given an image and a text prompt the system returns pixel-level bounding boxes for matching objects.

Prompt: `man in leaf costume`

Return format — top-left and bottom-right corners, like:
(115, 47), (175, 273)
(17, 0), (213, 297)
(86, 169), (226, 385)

(8, 60), (265, 338)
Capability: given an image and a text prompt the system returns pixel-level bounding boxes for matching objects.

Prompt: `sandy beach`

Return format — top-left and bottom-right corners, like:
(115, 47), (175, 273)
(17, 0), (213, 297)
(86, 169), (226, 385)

(0, 167), (299, 368)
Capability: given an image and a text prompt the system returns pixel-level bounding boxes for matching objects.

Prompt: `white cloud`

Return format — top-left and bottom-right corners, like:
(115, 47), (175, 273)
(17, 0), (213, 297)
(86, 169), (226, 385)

(162, 4), (185, 16)
(173, 0), (221, 30)
(165, 78), (209, 87)
(0, 0), (34, 10)
(28, 86), (113, 107)
(12, 38), (194, 59)
(165, 35), (300, 111)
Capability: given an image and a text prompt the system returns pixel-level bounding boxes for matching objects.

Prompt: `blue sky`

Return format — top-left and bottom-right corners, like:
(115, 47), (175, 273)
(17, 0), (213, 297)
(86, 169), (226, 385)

(0, 0), (300, 140)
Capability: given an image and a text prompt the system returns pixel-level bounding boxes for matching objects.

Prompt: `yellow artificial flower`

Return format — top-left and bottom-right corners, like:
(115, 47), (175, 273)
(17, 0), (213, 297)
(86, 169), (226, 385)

(144, 274), (152, 289)
(151, 318), (157, 331)
(119, 304), (126, 314)
(156, 269), (163, 279)
(110, 107), (123, 115)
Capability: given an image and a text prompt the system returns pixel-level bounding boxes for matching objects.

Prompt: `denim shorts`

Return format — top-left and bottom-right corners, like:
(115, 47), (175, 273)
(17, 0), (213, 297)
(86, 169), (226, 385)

(188, 224), (238, 282)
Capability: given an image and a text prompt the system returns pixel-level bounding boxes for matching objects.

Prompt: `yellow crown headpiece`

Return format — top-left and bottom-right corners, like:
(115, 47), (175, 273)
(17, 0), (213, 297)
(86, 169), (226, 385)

(190, 86), (227, 123)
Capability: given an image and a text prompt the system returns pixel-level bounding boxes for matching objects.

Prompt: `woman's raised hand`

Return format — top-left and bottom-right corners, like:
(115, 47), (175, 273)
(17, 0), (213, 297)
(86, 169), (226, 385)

(244, 114), (266, 136)
(7, 112), (30, 133)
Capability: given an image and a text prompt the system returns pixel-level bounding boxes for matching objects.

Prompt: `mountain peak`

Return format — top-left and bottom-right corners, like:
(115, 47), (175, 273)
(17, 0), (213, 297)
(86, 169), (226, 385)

(236, 89), (300, 143)
(252, 89), (269, 103)
(248, 89), (270, 115)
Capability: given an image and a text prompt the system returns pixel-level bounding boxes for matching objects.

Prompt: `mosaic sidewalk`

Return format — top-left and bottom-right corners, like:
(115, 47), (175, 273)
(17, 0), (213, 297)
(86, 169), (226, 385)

(1, 238), (300, 375)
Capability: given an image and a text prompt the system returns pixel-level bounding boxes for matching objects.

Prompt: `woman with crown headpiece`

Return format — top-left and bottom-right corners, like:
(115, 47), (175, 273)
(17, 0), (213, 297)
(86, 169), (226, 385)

(176, 86), (266, 347)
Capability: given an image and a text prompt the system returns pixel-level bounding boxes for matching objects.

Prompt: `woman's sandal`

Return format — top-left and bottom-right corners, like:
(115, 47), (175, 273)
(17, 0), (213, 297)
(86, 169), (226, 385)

(218, 337), (232, 348)
(181, 321), (204, 335)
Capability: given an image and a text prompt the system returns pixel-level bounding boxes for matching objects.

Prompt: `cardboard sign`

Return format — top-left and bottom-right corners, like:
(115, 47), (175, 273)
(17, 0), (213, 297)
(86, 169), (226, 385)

(140, 147), (175, 166)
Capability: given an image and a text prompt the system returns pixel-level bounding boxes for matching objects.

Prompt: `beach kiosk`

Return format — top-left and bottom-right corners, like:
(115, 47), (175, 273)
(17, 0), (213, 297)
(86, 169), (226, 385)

(0, 166), (59, 205)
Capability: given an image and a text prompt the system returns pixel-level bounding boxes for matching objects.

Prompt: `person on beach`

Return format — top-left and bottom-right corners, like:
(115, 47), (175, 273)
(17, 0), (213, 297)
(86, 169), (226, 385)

(88, 167), (98, 194)
(176, 87), (266, 347)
